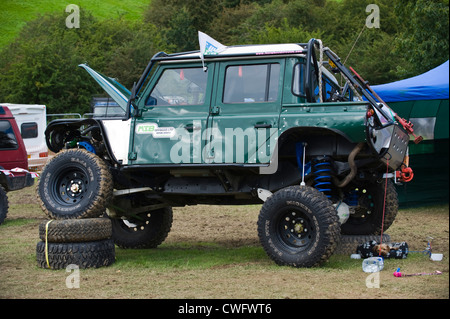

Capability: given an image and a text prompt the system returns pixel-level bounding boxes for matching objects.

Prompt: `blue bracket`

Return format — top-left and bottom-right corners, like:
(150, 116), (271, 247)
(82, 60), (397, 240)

(78, 141), (96, 154)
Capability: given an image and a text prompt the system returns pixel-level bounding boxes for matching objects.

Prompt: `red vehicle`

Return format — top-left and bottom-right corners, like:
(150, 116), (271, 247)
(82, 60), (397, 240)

(0, 106), (35, 225)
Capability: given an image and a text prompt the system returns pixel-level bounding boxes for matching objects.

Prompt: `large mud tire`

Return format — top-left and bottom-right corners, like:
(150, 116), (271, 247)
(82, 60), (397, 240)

(36, 239), (115, 269)
(257, 186), (340, 268)
(0, 186), (8, 225)
(340, 180), (398, 235)
(111, 207), (173, 249)
(39, 218), (112, 243)
(37, 149), (113, 219)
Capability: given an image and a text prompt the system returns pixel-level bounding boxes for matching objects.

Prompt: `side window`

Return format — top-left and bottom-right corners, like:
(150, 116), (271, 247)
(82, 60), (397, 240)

(146, 67), (207, 106)
(223, 64), (280, 103)
(21, 122), (38, 139)
(0, 120), (18, 149)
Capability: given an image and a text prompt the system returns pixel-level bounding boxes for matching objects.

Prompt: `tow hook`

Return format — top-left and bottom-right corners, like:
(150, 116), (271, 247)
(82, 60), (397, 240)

(396, 166), (414, 183)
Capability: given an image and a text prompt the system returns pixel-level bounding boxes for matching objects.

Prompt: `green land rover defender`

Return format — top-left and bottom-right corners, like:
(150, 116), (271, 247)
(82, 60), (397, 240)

(37, 39), (418, 267)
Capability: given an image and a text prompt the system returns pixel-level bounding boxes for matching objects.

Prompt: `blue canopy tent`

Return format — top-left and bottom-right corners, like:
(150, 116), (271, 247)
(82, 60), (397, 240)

(371, 61), (449, 207)
(372, 60), (449, 102)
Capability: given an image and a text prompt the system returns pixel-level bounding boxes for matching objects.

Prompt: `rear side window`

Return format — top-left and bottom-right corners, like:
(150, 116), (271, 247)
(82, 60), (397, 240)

(223, 64), (280, 103)
(0, 120), (18, 149)
(21, 122), (38, 139)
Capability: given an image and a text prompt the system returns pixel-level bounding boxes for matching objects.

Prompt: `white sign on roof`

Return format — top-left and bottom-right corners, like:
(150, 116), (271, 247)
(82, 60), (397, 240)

(198, 31), (227, 56)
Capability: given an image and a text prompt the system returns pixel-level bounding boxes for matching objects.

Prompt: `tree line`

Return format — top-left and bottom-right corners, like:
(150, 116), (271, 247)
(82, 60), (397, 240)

(0, 0), (448, 114)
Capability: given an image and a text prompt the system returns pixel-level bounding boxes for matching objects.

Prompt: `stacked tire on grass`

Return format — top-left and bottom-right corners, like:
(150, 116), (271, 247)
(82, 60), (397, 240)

(36, 149), (115, 269)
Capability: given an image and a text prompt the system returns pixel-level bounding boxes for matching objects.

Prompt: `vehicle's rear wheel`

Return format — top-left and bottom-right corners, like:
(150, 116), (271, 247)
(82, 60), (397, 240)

(340, 180), (398, 235)
(257, 185), (340, 267)
(334, 234), (391, 255)
(111, 207), (173, 249)
(37, 148), (113, 219)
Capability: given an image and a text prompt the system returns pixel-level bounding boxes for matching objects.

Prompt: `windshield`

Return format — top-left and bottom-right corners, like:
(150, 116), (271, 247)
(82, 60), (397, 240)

(0, 120), (18, 149)
(293, 60), (360, 103)
(320, 63), (361, 102)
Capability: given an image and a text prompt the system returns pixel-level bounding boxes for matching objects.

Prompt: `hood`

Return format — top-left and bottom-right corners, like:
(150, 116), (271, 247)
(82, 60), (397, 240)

(79, 64), (130, 111)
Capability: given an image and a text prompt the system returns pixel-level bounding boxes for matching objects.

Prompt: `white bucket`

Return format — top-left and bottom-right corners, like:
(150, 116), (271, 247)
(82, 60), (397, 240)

(430, 253), (443, 261)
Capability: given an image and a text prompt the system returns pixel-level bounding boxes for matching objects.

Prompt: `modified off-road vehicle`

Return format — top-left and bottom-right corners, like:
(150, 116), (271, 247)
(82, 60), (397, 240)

(37, 38), (418, 267)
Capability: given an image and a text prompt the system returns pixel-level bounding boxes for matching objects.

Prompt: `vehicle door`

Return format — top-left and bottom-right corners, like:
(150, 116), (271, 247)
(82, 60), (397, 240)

(208, 59), (284, 164)
(131, 62), (214, 164)
(0, 118), (28, 170)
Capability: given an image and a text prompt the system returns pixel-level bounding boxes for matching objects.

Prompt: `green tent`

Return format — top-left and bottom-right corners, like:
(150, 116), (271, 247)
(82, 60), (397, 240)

(372, 61), (449, 207)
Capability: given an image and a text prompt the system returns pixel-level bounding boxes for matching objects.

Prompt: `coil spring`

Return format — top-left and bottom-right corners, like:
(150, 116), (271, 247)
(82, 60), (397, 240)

(311, 157), (333, 198)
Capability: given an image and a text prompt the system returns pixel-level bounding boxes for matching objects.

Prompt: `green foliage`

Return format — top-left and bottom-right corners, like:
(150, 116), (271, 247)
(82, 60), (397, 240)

(0, 10), (169, 114)
(394, 0), (449, 77)
(0, 0), (448, 114)
(164, 7), (198, 52)
(0, 11), (100, 114)
(249, 19), (326, 44)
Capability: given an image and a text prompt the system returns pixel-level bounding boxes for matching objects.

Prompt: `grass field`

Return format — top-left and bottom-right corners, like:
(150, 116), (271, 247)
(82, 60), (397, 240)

(0, 0), (151, 48)
(0, 184), (448, 301)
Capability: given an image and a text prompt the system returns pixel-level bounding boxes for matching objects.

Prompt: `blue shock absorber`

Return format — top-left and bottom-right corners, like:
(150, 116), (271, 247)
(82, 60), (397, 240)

(78, 141), (96, 154)
(311, 157), (333, 198)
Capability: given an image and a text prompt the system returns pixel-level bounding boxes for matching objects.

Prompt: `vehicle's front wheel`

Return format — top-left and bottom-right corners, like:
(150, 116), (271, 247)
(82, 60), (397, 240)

(257, 186), (340, 267)
(0, 186), (8, 225)
(111, 207), (173, 249)
(37, 149), (113, 219)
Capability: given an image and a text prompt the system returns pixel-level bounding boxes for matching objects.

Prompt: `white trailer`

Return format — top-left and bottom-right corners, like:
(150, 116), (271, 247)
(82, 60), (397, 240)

(0, 103), (48, 170)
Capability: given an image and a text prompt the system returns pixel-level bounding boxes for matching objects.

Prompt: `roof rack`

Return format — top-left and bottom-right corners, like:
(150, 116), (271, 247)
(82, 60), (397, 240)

(153, 43), (308, 62)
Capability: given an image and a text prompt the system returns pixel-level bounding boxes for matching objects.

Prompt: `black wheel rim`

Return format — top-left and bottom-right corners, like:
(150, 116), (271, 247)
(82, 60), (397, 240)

(118, 213), (153, 233)
(344, 187), (375, 226)
(51, 167), (90, 206)
(276, 208), (315, 252)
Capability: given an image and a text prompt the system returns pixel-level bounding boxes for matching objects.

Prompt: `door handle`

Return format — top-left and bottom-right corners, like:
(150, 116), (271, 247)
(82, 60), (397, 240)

(254, 123), (272, 129)
(184, 124), (201, 132)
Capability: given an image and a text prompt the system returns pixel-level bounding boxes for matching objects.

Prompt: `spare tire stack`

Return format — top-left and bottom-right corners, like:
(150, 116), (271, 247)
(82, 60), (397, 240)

(36, 218), (115, 269)
(35, 149), (115, 270)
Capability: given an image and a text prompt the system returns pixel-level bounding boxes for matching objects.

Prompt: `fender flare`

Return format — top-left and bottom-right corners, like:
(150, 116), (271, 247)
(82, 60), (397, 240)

(277, 126), (366, 156)
(45, 118), (119, 165)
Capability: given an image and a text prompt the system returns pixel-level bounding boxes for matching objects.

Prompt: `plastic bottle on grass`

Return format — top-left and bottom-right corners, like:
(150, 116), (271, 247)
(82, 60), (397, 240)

(362, 257), (384, 273)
